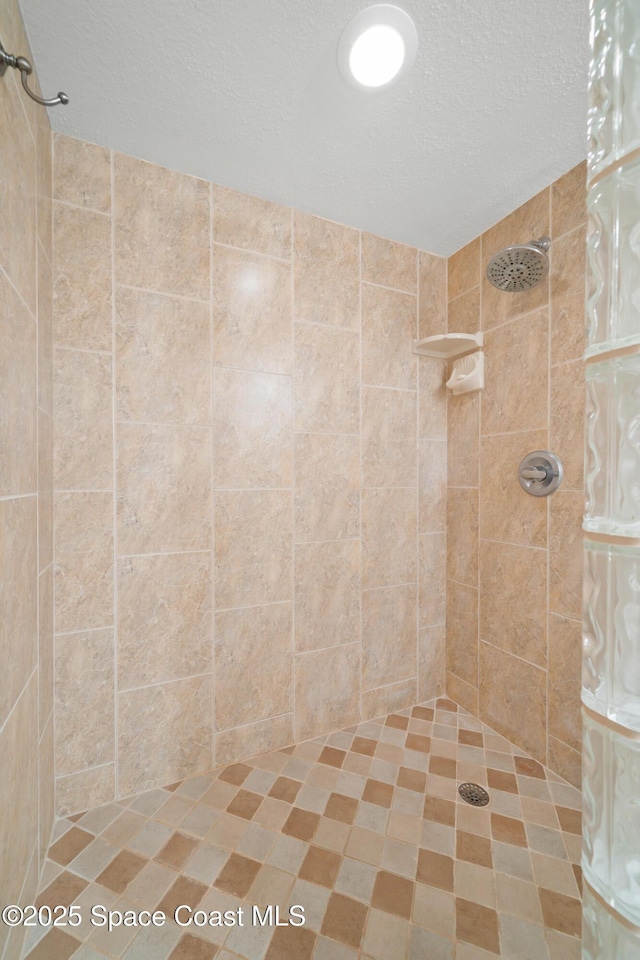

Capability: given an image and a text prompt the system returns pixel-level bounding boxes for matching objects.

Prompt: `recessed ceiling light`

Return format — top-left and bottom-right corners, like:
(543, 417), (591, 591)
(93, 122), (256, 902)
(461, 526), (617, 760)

(338, 5), (418, 89)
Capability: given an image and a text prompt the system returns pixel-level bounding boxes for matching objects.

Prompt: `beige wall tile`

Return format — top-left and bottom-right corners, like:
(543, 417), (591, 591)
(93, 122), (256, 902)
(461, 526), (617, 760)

(213, 368), (292, 488)
(550, 225), (586, 364)
(0, 68), (36, 312)
(551, 161), (586, 239)
(362, 487), (416, 589)
(55, 628), (115, 776)
(419, 533), (446, 627)
(0, 274), (37, 496)
(294, 643), (360, 741)
(362, 387), (417, 488)
(448, 287), (480, 336)
(447, 488), (478, 587)
(215, 602), (293, 729)
(446, 672), (479, 715)
(547, 737), (581, 791)
(118, 675), (213, 796)
(482, 308), (549, 435)
(295, 540), (360, 653)
(56, 764), (116, 817)
(53, 348), (113, 490)
(446, 580), (478, 687)
(549, 491), (583, 620)
(216, 715), (294, 767)
(38, 564), (54, 732)
(39, 713), (55, 868)
(419, 624), (446, 701)
(37, 248), (53, 415)
(479, 540), (547, 668)
(116, 287), (211, 425)
(294, 212), (359, 328)
(53, 134), (111, 213)
(362, 233), (417, 293)
(448, 238), (480, 301)
(550, 359), (584, 491)
(213, 185), (291, 258)
(447, 392), (479, 488)
(118, 552), (212, 689)
(0, 497), (37, 728)
(38, 410), (53, 573)
(362, 679), (418, 721)
(36, 118), (52, 260)
(419, 440), (446, 533)
(0, 674), (38, 951)
(53, 201), (112, 351)
(481, 189), (550, 330)
(114, 153), (210, 299)
(212, 245), (292, 374)
(362, 283), (416, 390)
(362, 584), (417, 690)
(294, 321), (359, 434)
(480, 642), (546, 763)
(418, 251), (447, 339)
(479, 431), (548, 547)
(54, 492), (113, 633)
(294, 433), (359, 543)
(418, 360), (447, 440)
(117, 423), (211, 555)
(215, 489), (292, 609)
(548, 615), (581, 753)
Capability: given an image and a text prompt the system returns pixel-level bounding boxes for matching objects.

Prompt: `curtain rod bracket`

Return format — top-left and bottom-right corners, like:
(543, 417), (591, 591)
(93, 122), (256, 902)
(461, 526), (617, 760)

(0, 40), (68, 106)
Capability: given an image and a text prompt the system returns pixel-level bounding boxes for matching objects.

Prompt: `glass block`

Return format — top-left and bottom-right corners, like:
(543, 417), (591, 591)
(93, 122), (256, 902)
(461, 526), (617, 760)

(583, 542), (609, 715)
(586, 159), (640, 357)
(611, 731), (640, 924)
(583, 883), (640, 959)
(589, 0), (640, 179)
(582, 712), (610, 898)
(584, 356), (640, 534)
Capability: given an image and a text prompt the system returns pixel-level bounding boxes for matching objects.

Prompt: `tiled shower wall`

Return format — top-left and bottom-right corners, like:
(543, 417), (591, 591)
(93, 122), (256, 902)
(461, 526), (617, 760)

(0, 1), (54, 957)
(439, 162), (586, 788)
(52, 134), (448, 815)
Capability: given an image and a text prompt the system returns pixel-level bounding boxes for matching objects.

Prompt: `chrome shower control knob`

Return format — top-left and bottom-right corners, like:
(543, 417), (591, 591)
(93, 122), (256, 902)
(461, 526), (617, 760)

(518, 451), (563, 496)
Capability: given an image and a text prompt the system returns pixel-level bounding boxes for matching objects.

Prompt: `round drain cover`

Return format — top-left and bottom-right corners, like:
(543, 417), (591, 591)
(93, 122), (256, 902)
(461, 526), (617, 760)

(458, 782), (490, 806)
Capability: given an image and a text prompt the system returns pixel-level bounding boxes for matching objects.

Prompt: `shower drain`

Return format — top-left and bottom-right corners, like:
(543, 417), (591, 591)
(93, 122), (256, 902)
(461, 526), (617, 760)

(458, 782), (490, 806)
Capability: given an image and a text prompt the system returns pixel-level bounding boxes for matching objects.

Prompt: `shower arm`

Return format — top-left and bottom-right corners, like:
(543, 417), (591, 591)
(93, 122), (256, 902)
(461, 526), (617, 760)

(0, 41), (68, 107)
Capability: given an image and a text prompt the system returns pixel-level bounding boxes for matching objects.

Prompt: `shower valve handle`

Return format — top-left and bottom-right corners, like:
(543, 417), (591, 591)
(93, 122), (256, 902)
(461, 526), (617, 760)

(520, 465), (548, 482)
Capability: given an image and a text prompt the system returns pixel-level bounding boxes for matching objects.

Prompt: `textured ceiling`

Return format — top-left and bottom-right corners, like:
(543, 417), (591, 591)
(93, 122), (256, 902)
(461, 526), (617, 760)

(19, 0), (589, 256)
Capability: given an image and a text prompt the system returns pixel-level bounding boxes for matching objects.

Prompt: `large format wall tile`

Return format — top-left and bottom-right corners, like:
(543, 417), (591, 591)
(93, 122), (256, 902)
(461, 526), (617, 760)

(418, 251), (447, 338)
(0, 498), (37, 729)
(56, 765), (115, 817)
(549, 491), (583, 620)
(294, 643), (360, 741)
(362, 283), (417, 390)
(362, 232), (417, 293)
(0, 273), (37, 496)
(447, 488), (479, 587)
(213, 185), (291, 258)
(295, 540), (360, 653)
(551, 161), (586, 239)
(447, 393), (479, 488)
(294, 433), (359, 543)
(448, 237), (480, 300)
(37, 248), (53, 416)
(38, 410), (53, 572)
(36, 116), (52, 259)
(54, 348), (113, 490)
(213, 368), (292, 488)
(53, 134), (111, 213)
(216, 715), (294, 767)
(114, 153), (210, 299)
(54, 628), (115, 776)
(215, 489), (292, 609)
(418, 360), (447, 440)
(362, 386), (417, 488)
(550, 225), (586, 364)
(548, 614), (581, 753)
(362, 679), (418, 720)
(362, 583), (417, 690)
(116, 287), (211, 425)
(419, 440), (446, 533)
(446, 581), (478, 687)
(479, 430), (548, 547)
(53, 202), (112, 351)
(215, 602), (293, 729)
(419, 625), (446, 702)
(293, 212), (359, 328)
(117, 552), (212, 689)
(550, 358), (585, 491)
(419, 533), (446, 627)
(362, 488), (416, 589)
(447, 287), (480, 336)
(294, 321), (359, 434)
(118, 675), (213, 796)
(117, 423), (211, 555)
(54, 492), (113, 633)
(212, 245), (292, 374)
(479, 642), (547, 763)
(38, 564), (53, 732)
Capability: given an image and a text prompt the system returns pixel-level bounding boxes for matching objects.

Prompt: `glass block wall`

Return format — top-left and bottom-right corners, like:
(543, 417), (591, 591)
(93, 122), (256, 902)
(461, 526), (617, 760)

(583, 0), (640, 953)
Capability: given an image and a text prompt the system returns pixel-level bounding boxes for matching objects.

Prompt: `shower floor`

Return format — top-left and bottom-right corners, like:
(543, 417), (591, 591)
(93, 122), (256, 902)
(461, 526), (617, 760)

(22, 698), (582, 960)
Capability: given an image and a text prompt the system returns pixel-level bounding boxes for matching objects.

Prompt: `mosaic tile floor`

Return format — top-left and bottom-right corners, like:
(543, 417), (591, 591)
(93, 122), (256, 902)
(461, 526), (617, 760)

(22, 698), (582, 960)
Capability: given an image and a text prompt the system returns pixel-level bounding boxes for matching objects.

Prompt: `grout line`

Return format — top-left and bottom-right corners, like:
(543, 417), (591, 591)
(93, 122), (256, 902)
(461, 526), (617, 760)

(415, 249), (421, 703)
(209, 180), (216, 770)
(110, 148), (119, 802)
(358, 228), (364, 724)
(546, 183), (552, 769)
(119, 670), (214, 696)
(212, 237), (291, 265)
(54, 344), (112, 357)
(0, 260), (37, 323)
(53, 197), (111, 218)
(289, 205), (296, 744)
(361, 277), (417, 297)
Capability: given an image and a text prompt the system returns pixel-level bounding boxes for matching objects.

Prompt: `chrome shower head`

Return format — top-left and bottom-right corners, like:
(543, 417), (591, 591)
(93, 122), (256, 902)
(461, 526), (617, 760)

(486, 237), (550, 292)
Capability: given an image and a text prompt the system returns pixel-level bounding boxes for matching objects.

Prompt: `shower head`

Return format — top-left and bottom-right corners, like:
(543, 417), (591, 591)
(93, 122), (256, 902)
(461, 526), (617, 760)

(486, 237), (550, 292)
